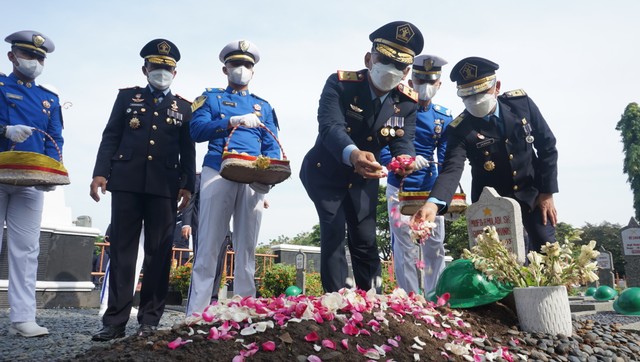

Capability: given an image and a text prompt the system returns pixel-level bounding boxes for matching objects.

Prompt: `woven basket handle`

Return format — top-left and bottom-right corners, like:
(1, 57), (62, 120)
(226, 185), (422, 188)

(223, 124), (287, 160)
(9, 127), (63, 163)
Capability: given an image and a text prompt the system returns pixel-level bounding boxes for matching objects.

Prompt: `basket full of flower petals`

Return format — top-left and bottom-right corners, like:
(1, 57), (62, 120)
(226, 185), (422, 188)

(220, 124), (291, 185)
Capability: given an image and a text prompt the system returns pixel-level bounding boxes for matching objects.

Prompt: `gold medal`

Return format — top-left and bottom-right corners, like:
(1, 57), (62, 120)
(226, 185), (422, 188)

(484, 160), (495, 171)
(380, 127), (389, 137)
(396, 128), (405, 137)
(129, 117), (141, 129)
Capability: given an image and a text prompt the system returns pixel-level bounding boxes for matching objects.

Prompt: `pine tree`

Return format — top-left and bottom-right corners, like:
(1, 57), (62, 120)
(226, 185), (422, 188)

(615, 102), (640, 220)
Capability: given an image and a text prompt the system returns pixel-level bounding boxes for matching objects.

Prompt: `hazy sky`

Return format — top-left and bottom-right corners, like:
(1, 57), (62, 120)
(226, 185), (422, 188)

(3, 0), (638, 242)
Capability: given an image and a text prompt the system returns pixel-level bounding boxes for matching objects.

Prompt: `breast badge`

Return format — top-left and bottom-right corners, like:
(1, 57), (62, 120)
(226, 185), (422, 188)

(132, 94), (144, 103)
(483, 160), (495, 172)
(129, 117), (141, 129)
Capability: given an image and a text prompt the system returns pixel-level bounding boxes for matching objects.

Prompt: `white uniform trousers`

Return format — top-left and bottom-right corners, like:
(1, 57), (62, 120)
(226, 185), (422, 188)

(99, 226), (145, 315)
(386, 184), (445, 295)
(0, 184), (44, 323)
(186, 166), (263, 316)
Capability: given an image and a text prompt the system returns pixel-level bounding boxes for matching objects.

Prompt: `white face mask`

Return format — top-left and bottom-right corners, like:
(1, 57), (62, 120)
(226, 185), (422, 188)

(369, 62), (405, 92)
(415, 82), (439, 101)
(227, 65), (254, 85)
(147, 69), (174, 91)
(15, 56), (44, 79)
(463, 92), (497, 118)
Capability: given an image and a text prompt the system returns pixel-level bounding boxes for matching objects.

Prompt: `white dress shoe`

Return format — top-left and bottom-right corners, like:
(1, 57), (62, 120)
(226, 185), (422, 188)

(9, 321), (49, 337)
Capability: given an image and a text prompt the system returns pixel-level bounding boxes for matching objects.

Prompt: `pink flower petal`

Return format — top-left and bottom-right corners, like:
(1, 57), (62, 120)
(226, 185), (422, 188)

(322, 339), (336, 350)
(341, 339), (349, 349)
(262, 341), (276, 352)
(307, 355), (322, 362)
(208, 327), (219, 340)
(436, 292), (450, 307)
(387, 338), (399, 348)
(304, 331), (319, 342)
(232, 355), (244, 362)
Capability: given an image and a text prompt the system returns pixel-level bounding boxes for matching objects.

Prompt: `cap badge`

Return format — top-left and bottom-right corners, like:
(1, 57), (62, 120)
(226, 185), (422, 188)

(157, 41), (171, 55)
(396, 24), (414, 44)
(240, 40), (249, 52)
(423, 59), (434, 71)
(32, 34), (45, 48)
(459, 62), (478, 81)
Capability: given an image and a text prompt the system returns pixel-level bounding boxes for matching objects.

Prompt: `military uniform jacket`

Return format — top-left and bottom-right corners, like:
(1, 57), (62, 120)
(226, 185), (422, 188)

(301, 69), (417, 199)
(429, 90), (558, 211)
(0, 73), (64, 160)
(92, 86), (196, 199)
(381, 103), (452, 191)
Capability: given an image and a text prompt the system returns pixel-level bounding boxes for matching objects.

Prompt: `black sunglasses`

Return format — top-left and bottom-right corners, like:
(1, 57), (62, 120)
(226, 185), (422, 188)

(226, 60), (255, 69)
(373, 52), (409, 71)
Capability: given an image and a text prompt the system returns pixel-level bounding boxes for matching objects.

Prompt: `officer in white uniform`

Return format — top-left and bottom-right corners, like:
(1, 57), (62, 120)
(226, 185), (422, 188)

(381, 55), (452, 295)
(0, 30), (63, 337)
(186, 40), (280, 316)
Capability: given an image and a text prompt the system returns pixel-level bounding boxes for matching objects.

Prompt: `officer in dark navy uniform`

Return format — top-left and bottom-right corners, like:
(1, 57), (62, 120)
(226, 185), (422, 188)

(0, 30), (61, 338)
(90, 38), (195, 341)
(412, 56), (558, 253)
(300, 21), (424, 293)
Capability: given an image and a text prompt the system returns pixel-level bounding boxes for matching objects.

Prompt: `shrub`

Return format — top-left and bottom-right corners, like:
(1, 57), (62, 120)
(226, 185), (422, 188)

(259, 263), (296, 298)
(382, 263), (397, 294)
(304, 272), (323, 296)
(169, 260), (192, 297)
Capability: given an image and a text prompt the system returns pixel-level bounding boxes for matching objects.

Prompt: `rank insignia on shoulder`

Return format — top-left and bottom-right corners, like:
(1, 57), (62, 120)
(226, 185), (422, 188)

(450, 112), (466, 128)
(337, 70), (364, 82)
(433, 104), (451, 116)
(174, 94), (191, 104)
(191, 95), (207, 112)
(503, 89), (527, 98)
(396, 83), (418, 102)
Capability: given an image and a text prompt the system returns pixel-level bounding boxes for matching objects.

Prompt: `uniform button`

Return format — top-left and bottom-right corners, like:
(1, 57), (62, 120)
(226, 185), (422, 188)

(346, 127), (351, 132)
(505, 138), (509, 144)
(119, 155), (123, 159)
(153, 112), (159, 116)
(316, 162), (321, 168)
(147, 155), (153, 161)
(141, 108), (146, 112)
(150, 140), (155, 145)
(512, 171), (517, 176)
(166, 118), (172, 124)
(152, 125), (157, 130)
(221, 114), (226, 118)
(513, 185), (519, 191)
(348, 183), (352, 189)
(509, 154), (514, 160)
(366, 136), (373, 141)
(484, 151), (489, 156)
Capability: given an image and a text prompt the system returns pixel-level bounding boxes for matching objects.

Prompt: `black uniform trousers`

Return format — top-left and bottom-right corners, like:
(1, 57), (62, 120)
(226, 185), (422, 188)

(311, 180), (381, 293)
(520, 203), (556, 254)
(103, 191), (177, 327)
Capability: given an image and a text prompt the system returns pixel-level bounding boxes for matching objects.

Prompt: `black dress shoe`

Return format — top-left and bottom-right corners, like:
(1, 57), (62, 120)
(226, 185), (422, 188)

(136, 324), (157, 338)
(92, 324), (126, 341)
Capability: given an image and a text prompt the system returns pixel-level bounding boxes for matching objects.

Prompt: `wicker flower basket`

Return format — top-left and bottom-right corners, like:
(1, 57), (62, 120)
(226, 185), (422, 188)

(398, 182), (467, 216)
(220, 125), (291, 185)
(0, 128), (69, 187)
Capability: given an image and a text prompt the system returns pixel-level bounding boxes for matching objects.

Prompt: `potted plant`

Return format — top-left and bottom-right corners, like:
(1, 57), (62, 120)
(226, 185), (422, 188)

(462, 226), (600, 336)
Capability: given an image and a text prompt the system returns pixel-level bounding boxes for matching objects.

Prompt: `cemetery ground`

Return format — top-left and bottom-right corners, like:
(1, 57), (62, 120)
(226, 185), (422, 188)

(2, 294), (639, 361)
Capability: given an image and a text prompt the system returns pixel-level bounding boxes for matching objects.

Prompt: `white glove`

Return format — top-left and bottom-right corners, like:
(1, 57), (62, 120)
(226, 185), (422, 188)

(413, 155), (430, 170)
(249, 182), (271, 194)
(35, 185), (56, 192)
(5, 125), (33, 143)
(229, 113), (263, 128)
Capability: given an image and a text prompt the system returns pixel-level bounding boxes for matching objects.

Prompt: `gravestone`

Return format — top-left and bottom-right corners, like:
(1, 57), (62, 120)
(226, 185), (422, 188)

(295, 250), (306, 293)
(620, 217), (640, 287)
(596, 248), (615, 288)
(465, 187), (526, 264)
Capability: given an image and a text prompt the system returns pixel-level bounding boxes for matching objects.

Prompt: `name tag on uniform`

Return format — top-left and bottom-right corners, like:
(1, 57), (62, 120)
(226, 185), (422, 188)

(476, 138), (495, 148)
(6, 93), (23, 100)
(222, 101), (237, 107)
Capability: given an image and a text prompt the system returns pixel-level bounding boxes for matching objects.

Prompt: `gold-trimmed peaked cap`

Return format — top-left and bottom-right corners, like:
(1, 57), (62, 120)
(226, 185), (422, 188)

(140, 38), (181, 67)
(412, 54), (448, 81)
(5, 30), (55, 58)
(450, 56), (499, 97)
(369, 21), (424, 64)
(219, 40), (260, 64)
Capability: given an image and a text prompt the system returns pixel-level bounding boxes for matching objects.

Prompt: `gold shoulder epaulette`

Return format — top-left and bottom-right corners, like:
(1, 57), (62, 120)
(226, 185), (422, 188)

(119, 86), (141, 91)
(397, 83), (418, 102)
(174, 94), (192, 104)
(449, 112), (466, 128)
(503, 89), (527, 98)
(191, 95), (207, 112)
(337, 70), (364, 82)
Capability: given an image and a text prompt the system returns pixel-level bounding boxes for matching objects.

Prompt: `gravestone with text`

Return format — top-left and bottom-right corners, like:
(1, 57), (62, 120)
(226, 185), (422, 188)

(466, 187), (526, 264)
(596, 248), (615, 288)
(620, 217), (640, 287)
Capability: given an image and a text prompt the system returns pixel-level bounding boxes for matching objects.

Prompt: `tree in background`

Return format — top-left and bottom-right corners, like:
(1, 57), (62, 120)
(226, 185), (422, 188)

(376, 185), (392, 261)
(267, 225), (321, 247)
(616, 102), (640, 220)
(581, 221), (625, 277)
(444, 215), (469, 259)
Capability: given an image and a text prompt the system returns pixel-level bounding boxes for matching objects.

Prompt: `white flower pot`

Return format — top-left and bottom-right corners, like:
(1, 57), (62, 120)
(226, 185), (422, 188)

(513, 286), (573, 336)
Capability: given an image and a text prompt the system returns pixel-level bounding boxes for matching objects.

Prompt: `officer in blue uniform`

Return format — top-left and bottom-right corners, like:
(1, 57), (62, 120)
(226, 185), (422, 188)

(412, 56), (558, 253)
(186, 40), (280, 317)
(381, 54), (452, 295)
(90, 38), (195, 341)
(300, 21), (424, 293)
(0, 30), (61, 337)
